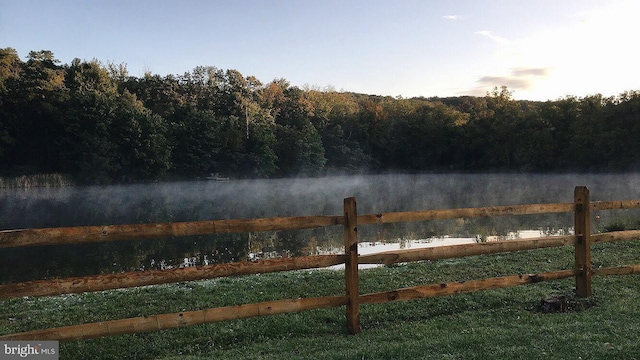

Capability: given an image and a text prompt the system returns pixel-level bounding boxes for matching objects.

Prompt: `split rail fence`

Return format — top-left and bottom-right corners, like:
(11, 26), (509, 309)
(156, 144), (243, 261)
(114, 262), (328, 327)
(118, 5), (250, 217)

(1, 186), (640, 341)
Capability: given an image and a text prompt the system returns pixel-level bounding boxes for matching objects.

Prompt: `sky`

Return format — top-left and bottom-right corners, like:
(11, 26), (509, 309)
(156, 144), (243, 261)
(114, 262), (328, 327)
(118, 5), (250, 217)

(1, 0), (640, 101)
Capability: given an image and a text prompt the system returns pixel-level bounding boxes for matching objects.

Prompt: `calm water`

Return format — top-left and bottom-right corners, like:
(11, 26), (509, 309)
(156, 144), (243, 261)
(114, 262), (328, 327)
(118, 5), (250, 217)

(2, 173), (640, 282)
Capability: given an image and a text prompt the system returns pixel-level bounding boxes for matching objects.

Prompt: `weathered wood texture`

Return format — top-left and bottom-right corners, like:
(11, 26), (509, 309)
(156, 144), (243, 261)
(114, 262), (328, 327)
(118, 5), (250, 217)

(574, 186), (592, 297)
(343, 197), (361, 334)
(0, 255), (347, 299)
(0, 215), (345, 248)
(591, 200), (640, 211)
(593, 264), (640, 276)
(360, 269), (577, 305)
(591, 230), (640, 244)
(0, 296), (348, 341)
(359, 235), (577, 265)
(357, 202), (575, 225)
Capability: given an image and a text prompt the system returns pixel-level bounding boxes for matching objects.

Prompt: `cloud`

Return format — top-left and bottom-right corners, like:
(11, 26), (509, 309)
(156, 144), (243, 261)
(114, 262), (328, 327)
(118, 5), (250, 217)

(475, 30), (511, 45)
(477, 76), (532, 90)
(511, 68), (550, 77)
(443, 15), (462, 20)
(463, 67), (552, 96)
(464, 2), (640, 100)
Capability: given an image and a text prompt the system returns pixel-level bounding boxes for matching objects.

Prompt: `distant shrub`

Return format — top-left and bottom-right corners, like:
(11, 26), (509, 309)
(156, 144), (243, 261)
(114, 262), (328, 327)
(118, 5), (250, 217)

(600, 217), (640, 233)
(474, 233), (488, 243)
(603, 221), (627, 232)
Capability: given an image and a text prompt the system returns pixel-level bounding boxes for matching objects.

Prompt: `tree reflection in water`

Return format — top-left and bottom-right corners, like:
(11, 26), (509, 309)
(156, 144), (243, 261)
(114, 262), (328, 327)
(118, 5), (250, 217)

(2, 173), (639, 283)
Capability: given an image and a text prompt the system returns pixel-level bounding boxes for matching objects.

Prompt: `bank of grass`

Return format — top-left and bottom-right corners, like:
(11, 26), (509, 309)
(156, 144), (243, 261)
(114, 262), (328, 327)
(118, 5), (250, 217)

(2, 240), (640, 359)
(0, 173), (74, 188)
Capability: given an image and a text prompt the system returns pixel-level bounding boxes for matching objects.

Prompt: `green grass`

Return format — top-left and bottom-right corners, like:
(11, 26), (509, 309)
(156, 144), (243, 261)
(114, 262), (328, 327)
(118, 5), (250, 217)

(2, 240), (640, 359)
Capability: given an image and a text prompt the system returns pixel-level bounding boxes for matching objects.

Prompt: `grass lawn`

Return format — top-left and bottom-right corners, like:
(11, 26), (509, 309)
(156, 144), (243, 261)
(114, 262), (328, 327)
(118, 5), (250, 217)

(2, 240), (640, 359)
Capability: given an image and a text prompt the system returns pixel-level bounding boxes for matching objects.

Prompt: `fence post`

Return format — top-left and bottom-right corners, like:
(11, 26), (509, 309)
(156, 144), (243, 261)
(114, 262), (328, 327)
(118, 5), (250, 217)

(574, 186), (592, 297)
(343, 197), (361, 334)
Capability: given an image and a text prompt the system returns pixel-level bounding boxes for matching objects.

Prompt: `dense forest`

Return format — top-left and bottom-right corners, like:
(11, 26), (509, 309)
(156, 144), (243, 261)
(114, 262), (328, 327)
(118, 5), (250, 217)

(1, 48), (640, 183)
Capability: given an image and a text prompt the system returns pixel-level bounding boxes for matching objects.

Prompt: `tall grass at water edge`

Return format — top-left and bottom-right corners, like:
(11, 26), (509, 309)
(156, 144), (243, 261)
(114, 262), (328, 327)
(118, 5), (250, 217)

(0, 173), (74, 188)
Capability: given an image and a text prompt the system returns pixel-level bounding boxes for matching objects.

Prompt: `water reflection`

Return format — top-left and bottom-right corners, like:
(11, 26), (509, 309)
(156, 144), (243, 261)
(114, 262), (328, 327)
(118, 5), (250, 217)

(1, 173), (639, 283)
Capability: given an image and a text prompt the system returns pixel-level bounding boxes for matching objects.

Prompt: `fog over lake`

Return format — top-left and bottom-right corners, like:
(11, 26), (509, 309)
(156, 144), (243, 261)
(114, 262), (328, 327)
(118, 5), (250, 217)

(2, 173), (640, 282)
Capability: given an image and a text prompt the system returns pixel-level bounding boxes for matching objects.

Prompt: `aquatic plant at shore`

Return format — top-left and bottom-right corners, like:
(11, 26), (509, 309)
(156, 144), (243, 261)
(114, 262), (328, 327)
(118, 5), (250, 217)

(0, 173), (75, 188)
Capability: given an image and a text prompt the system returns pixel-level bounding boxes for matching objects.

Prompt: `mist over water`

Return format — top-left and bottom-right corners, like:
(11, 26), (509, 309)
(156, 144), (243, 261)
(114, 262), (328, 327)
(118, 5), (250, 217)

(4, 173), (640, 228)
(2, 173), (640, 282)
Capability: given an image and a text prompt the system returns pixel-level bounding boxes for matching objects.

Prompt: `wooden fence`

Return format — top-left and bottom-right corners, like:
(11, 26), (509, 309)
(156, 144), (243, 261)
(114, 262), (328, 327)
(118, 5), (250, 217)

(1, 186), (640, 341)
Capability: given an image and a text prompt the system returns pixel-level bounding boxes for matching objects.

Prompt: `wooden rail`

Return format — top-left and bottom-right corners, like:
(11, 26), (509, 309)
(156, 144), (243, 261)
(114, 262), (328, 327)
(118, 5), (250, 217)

(360, 269), (579, 305)
(0, 255), (347, 298)
(0, 215), (344, 248)
(358, 202), (575, 225)
(359, 235), (577, 265)
(1, 186), (640, 342)
(1, 296), (349, 341)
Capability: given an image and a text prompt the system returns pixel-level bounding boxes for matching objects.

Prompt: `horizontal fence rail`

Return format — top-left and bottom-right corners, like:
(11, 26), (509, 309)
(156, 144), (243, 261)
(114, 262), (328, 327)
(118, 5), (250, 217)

(591, 200), (640, 211)
(359, 235), (577, 265)
(358, 202), (575, 225)
(591, 230), (640, 244)
(0, 255), (347, 298)
(360, 269), (580, 305)
(2, 200), (638, 249)
(0, 215), (345, 248)
(0, 296), (349, 341)
(1, 187), (640, 342)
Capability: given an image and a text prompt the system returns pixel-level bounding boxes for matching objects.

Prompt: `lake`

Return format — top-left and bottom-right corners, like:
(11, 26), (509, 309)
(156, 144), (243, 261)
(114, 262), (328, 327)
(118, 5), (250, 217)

(2, 173), (640, 283)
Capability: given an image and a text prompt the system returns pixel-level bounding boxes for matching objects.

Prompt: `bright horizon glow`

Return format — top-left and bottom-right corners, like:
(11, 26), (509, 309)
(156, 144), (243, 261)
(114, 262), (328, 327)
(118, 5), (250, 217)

(468, 0), (640, 100)
(1, 0), (639, 101)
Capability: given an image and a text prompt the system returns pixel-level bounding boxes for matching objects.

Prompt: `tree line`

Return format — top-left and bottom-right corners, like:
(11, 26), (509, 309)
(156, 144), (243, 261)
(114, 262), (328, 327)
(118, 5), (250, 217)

(1, 48), (640, 183)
